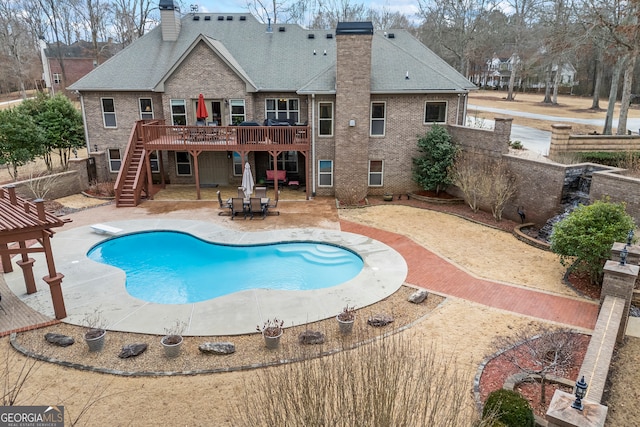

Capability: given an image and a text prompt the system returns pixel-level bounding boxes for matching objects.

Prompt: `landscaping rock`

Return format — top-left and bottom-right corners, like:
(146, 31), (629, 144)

(118, 343), (148, 359)
(199, 342), (236, 355)
(44, 333), (75, 347)
(298, 330), (325, 345)
(408, 289), (428, 304)
(367, 314), (394, 327)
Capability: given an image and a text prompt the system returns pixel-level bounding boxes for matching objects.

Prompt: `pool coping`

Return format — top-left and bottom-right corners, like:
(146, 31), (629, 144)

(4, 220), (407, 336)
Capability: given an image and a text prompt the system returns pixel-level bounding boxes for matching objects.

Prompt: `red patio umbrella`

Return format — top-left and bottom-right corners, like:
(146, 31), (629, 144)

(196, 93), (208, 121)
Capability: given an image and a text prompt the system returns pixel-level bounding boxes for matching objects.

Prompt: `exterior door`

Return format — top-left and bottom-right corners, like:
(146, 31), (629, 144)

(198, 152), (228, 186)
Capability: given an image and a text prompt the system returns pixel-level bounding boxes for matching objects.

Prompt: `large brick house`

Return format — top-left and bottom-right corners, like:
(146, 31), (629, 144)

(69, 1), (476, 205)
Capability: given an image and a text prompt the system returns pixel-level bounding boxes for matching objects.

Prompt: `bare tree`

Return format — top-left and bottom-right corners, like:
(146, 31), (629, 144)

(0, 2), (39, 98)
(450, 151), (485, 212)
(109, 0), (157, 46)
(494, 326), (579, 406)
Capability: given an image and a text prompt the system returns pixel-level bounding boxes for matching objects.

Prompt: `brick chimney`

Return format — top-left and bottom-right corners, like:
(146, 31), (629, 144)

(334, 22), (373, 201)
(159, 0), (181, 42)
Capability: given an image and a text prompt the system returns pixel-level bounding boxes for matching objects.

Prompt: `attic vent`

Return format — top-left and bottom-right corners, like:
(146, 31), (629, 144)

(308, 34), (315, 39)
(326, 33), (333, 39)
(226, 16), (233, 20)
(239, 16), (247, 21)
(193, 16), (200, 21)
(278, 26), (286, 32)
(204, 16), (211, 21)
(217, 16), (224, 21)
(388, 33), (395, 38)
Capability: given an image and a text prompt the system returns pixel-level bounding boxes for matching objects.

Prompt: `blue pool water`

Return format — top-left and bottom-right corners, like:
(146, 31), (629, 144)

(87, 231), (363, 304)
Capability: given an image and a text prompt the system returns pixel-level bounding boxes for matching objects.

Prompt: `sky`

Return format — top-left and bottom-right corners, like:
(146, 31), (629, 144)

(194, 0), (421, 22)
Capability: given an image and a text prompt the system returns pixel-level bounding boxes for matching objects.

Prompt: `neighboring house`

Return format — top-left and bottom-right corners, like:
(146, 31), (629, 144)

(69, 1), (476, 206)
(40, 39), (122, 95)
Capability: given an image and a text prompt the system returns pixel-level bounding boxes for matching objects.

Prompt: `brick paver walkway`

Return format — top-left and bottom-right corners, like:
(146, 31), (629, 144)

(341, 220), (599, 330)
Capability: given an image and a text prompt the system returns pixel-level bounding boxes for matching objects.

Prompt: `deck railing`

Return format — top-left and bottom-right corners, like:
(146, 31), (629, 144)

(141, 122), (310, 150)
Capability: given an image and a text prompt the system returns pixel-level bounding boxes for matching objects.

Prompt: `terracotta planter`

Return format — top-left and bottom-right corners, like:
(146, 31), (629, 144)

(161, 335), (184, 358)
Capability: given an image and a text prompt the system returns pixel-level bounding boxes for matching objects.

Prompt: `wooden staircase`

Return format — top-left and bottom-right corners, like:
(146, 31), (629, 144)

(115, 121), (148, 207)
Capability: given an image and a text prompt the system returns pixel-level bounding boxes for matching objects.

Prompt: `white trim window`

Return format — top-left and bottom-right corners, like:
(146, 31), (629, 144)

(140, 98), (154, 120)
(108, 149), (121, 172)
(370, 102), (386, 136)
(318, 102), (333, 136)
(266, 98), (299, 123)
(175, 151), (192, 176)
(170, 99), (187, 125)
(101, 98), (117, 128)
(368, 160), (384, 186)
(230, 99), (246, 125)
(53, 73), (61, 84)
(318, 159), (333, 187)
(424, 101), (448, 123)
(233, 152), (243, 176)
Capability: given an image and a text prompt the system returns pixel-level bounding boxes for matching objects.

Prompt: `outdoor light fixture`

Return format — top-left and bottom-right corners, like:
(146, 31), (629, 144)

(94, 144), (98, 152)
(620, 247), (628, 265)
(627, 229), (634, 246)
(571, 376), (588, 411)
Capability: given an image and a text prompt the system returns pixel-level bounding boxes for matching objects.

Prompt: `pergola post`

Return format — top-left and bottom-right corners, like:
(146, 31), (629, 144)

(0, 243), (13, 273)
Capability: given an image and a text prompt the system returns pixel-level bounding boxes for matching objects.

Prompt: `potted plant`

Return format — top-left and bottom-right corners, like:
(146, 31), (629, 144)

(83, 310), (107, 352)
(161, 320), (186, 358)
(383, 193), (394, 202)
(257, 318), (284, 349)
(336, 305), (356, 334)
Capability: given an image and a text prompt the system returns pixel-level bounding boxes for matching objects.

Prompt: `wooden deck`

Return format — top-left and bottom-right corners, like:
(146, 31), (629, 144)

(142, 124), (310, 152)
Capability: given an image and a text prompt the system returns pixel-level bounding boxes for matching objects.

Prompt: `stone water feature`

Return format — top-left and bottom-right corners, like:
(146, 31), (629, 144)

(536, 166), (602, 243)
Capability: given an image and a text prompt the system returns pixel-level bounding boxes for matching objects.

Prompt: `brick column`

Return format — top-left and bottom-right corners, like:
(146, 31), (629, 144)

(493, 117), (512, 154)
(548, 124), (572, 159)
(546, 391), (607, 427)
(611, 242), (640, 265)
(600, 260), (638, 342)
(334, 23), (373, 202)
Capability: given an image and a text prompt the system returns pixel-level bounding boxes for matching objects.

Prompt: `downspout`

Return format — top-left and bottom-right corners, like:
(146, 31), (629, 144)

(311, 93), (316, 197)
(462, 92), (468, 126)
(78, 93), (90, 152)
(456, 94), (460, 125)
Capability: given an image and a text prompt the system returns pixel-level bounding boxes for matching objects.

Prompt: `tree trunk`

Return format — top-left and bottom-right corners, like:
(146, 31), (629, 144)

(603, 56), (625, 135)
(543, 64), (553, 104)
(590, 51), (603, 109)
(616, 53), (637, 135)
(540, 376), (547, 405)
(552, 64), (561, 104)
(506, 54), (517, 101)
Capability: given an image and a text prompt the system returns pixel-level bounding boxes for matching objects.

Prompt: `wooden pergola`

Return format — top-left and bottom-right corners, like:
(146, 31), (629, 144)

(0, 185), (68, 319)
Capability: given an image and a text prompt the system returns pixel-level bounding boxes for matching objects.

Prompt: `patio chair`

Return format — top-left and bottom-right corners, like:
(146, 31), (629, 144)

(231, 198), (246, 220)
(249, 197), (266, 220)
(237, 187), (246, 198)
(255, 186), (267, 198)
(267, 197), (280, 216)
(217, 191), (231, 216)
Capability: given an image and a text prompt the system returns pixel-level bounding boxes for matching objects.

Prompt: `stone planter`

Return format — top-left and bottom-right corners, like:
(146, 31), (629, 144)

(84, 328), (106, 352)
(336, 315), (354, 334)
(383, 194), (393, 202)
(161, 335), (184, 358)
(263, 331), (283, 349)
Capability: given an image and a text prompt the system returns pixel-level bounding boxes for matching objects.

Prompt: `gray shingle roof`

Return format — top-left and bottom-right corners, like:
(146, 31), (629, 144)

(69, 14), (476, 94)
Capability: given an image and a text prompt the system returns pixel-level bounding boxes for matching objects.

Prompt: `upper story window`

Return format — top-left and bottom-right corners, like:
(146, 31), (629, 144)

(101, 98), (117, 128)
(140, 98), (154, 120)
(230, 99), (246, 125)
(266, 98), (299, 123)
(53, 73), (61, 84)
(424, 101), (447, 123)
(370, 102), (386, 136)
(170, 99), (187, 125)
(318, 102), (333, 136)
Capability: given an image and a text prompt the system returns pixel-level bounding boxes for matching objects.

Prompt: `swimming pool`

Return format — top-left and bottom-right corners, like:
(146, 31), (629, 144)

(87, 231), (364, 304)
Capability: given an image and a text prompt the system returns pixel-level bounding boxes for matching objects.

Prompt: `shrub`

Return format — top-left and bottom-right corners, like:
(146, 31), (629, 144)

(482, 389), (534, 427)
(509, 140), (523, 149)
(412, 124), (457, 195)
(550, 197), (635, 284)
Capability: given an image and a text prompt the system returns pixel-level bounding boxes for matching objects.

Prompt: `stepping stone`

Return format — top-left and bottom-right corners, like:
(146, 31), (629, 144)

(199, 342), (236, 355)
(298, 330), (325, 345)
(119, 343), (148, 358)
(408, 289), (428, 304)
(44, 333), (75, 347)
